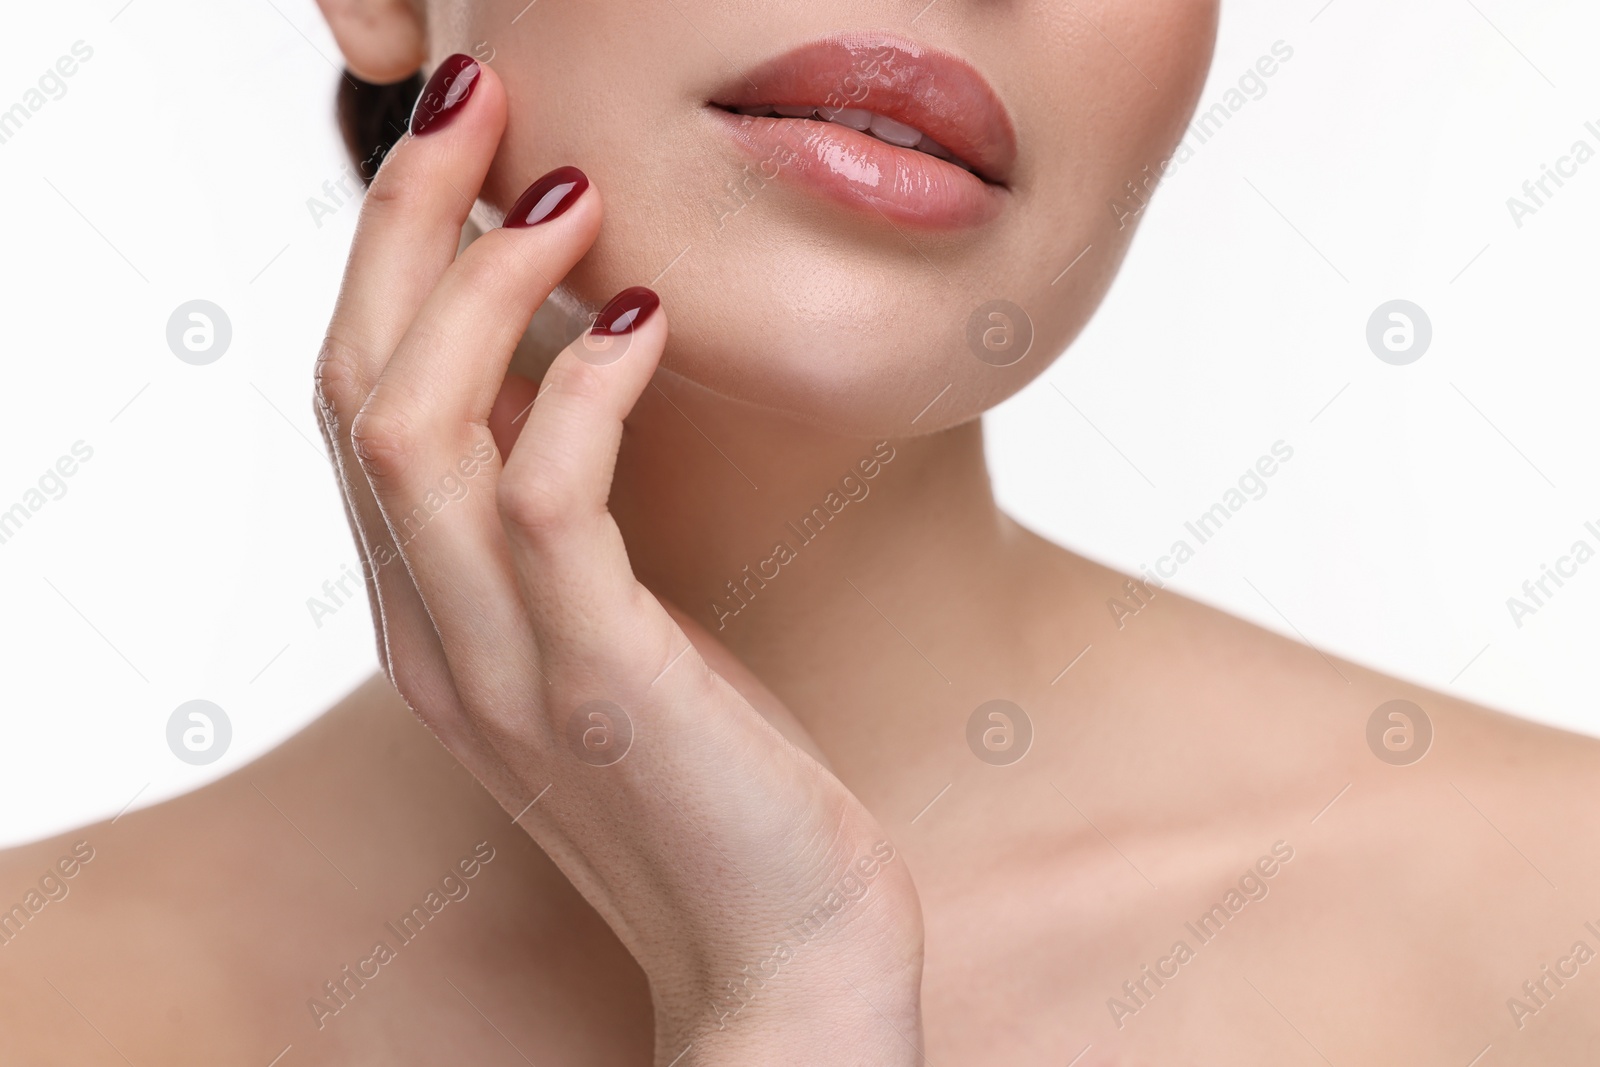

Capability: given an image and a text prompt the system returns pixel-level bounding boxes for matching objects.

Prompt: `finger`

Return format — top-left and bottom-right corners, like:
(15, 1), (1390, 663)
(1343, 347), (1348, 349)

(327, 54), (506, 380)
(498, 288), (671, 656)
(349, 173), (602, 711)
(313, 54), (502, 731)
(357, 166), (599, 446)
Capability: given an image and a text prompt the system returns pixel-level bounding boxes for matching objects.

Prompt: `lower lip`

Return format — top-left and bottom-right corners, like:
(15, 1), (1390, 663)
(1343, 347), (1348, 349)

(710, 111), (1006, 229)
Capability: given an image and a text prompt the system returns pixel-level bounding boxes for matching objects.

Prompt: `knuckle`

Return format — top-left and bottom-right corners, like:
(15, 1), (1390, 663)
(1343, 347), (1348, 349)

(498, 470), (577, 542)
(383, 635), (461, 725)
(349, 401), (418, 483)
(312, 333), (367, 428)
(363, 155), (430, 214)
(466, 699), (531, 750)
(387, 655), (430, 715)
(549, 361), (609, 408)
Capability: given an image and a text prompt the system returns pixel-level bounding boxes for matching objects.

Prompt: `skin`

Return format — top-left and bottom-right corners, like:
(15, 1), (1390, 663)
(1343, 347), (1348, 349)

(5, 1), (1600, 1064)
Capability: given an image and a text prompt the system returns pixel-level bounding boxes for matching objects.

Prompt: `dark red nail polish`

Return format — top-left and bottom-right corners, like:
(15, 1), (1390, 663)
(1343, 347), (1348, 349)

(591, 287), (660, 336)
(504, 167), (589, 228)
(409, 54), (480, 136)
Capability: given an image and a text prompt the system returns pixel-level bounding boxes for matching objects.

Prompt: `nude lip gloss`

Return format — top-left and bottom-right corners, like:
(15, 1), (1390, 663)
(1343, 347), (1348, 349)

(705, 34), (1016, 229)
(409, 54), (480, 136)
(504, 167), (589, 228)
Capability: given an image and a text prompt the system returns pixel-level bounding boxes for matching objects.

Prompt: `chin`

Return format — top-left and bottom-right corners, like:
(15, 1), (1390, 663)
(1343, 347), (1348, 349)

(472, 2), (1219, 437)
(621, 236), (1130, 438)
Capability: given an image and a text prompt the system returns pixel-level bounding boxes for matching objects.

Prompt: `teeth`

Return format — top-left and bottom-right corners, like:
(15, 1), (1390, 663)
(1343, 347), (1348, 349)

(733, 105), (975, 171)
(817, 107), (872, 130)
(868, 114), (923, 148)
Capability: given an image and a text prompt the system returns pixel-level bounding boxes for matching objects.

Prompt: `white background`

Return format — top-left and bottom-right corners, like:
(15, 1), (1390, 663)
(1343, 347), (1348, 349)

(1, 0), (1595, 848)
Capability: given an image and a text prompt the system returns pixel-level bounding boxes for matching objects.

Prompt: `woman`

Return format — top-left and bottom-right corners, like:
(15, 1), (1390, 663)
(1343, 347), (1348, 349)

(4, 0), (1598, 1063)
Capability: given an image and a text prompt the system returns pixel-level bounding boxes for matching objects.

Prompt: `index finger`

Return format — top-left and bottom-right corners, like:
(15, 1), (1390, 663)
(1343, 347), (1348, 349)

(317, 53), (507, 413)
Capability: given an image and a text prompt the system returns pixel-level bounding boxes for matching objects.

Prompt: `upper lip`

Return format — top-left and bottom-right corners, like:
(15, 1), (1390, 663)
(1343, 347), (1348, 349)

(708, 32), (1018, 186)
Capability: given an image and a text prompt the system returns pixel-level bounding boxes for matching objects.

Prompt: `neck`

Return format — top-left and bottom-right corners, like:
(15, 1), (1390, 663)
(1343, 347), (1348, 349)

(618, 367), (1002, 607)
(611, 367), (1016, 715)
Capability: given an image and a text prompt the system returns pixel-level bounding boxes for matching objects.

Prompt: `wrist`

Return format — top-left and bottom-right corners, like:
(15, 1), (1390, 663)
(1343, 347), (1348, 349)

(653, 842), (925, 1064)
(655, 919), (924, 1066)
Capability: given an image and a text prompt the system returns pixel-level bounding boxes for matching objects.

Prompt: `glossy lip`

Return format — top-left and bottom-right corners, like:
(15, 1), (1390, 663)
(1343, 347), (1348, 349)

(707, 32), (1018, 228)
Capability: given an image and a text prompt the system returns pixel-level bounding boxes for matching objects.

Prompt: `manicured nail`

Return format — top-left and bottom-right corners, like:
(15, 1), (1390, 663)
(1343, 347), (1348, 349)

(504, 167), (589, 228)
(409, 54), (480, 136)
(591, 287), (660, 337)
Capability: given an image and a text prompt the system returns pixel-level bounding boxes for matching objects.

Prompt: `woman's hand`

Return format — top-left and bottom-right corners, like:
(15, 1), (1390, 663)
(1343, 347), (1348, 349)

(311, 56), (924, 1064)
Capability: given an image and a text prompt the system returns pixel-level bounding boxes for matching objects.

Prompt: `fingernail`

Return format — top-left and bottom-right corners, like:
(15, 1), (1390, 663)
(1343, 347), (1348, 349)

(504, 167), (589, 228)
(409, 54), (481, 136)
(591, 287), (660, 337)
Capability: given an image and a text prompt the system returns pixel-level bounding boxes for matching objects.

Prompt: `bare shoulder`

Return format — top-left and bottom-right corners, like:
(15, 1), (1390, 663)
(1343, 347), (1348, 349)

(0, 677), (652, 1065)
(0, 828), (125, 1064)
(1153, 589), (1600, 1056)
(1009, 520), (1600, 872)
(956, 527), (1600, 1058)
(1427, 688), (1600, 882)
(0, 831), (99, 942)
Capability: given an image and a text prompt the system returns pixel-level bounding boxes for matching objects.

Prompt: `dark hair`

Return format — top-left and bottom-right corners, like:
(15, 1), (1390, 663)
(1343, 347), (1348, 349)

(336, 70), (424, 185)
